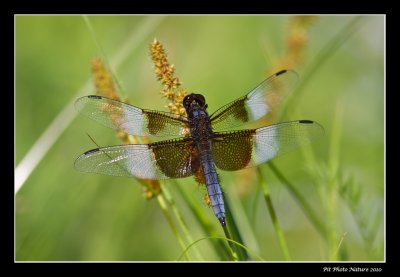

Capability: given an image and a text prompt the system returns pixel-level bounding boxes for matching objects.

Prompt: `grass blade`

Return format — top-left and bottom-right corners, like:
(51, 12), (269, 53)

(173, 181), (232, 260)
(161, 184), (205, 260)
(257, 167), (292, 261)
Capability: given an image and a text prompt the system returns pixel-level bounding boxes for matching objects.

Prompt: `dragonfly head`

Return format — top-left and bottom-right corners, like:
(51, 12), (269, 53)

(183, 93), (207, 111)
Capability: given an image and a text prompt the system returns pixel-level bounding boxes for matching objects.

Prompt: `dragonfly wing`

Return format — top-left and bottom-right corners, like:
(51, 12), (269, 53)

(75, 95), (189, 137)
(212, 120), (324, 171)
(210, 69), (298, 131)
(75, 138), (199, 179)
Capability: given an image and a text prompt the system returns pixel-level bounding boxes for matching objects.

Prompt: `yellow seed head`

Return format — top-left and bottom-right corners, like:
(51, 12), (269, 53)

(150, 39), (188, 117)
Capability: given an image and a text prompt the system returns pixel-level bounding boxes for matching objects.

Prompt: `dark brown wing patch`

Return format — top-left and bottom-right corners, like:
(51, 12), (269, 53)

(212, 130), (255, 171)
(151, 138), (199, 178)
(143, 110), (185, 136)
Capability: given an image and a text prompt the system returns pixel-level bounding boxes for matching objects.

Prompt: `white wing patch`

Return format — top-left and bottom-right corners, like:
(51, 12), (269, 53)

(118, 106), (145, 135)
(253, 127), (279, 164)
(246, 89), (270, 121)
(124, 148), (158, 179)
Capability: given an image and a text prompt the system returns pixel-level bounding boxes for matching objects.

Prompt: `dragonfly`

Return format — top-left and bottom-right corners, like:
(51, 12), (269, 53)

(74, 69), (324, 227)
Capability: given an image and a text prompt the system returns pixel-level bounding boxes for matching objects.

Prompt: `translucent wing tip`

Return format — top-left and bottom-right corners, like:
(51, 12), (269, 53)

(75, 95), (102, 110)
(297, 119), (325, 140)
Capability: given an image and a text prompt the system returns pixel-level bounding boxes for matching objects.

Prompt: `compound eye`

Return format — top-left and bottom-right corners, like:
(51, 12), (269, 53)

(183, 94), (193, 109)
(195, 94), (205, 106)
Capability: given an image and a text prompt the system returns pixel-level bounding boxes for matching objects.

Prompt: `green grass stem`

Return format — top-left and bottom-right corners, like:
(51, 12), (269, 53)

(156, 194), (192, 261)
(224, 199), (248, 260)
(177, 236), (264, 262)
(257, 167), (292, 261)
(161, 184), (205, 260)
(268, 162), (326, 237)
(173, 181), (232, 260)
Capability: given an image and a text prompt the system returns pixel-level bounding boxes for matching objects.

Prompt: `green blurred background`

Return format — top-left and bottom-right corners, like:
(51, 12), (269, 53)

(16, 15), (384, 261)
